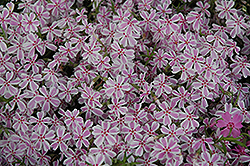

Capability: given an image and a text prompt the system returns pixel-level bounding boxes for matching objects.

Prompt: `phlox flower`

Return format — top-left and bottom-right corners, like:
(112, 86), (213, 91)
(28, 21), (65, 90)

(58, 81), (78, 103)
(195, 1), (210, 17)
(122, 121), (142, 142)
(151, 20), (166, 42)
(3, 142), (25, 163)
(35, 86), (61, 112)
(230, 55), (250, 78)
(0, 36), (7, 52)
(159, 14), (179, 34)
(73, 120), (92, 149)
(183, 48), (203, 72)
(151, 137), (181, 161)
(155, 101), (179, 126)
(226, 14), (248, 38)
(46, 0), (64, 16)
(171, 86), (190, 108)
(79, 83), (102, 108)
(105, 75), (131, 99)
(64, 109), (83, 128)
(23, 13), (40, 33)
(108, 98), (128, 117)
(186, 11), (203, 31)
(161, 124), (184, 141)
(51, 126), (71, 151)
(90, 145), (116, 165)
(152, 73), (172, 97)
(7, 89), (27, 112)
(12, 113), (29, 132)
(130, 135), (153, 156)
(200, 151), (221, 166)
(216, 111), (243, 138)
(179, 105), (199, 129)
(92, 121), (119, 146)
(139, 9), (157, 31)
(114, 28), (140, 47)
(193, 135), (214, 152)
(29, 111), (51, 131)
(87, 154), (105, 166)
(0, 71), (19, 96)
(215, 0), (236, 20)
(63, 148), (82, 166)
(20, 73), (42, 91)
(31, 126), (55, 152)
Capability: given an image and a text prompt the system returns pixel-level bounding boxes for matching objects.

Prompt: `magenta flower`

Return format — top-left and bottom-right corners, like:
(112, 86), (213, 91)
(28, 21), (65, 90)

(193, 135), (214, 152)
(82, 40), (101, 63)
(73, 121), (91, 149)
(8, 36), (26, 60)
(33, 5), (50, 26)
(215, 0), (236, 19)
(12, 113), (29, 132)
(58, 81), (78, 103)
(63, 148), (82, 166)
(151, 20), (166, 42)
(0, 36), (7, 52)
(29, 111), (51, 131)
(155, 101), (179, 126)
(139, 9), (157, 31)
(178, 32), (196, 51)
(226, 14), (248, 38)
(102, 23), (117, 45)
(110, 41), (135, 60)
(200, 151), (221, 166)
(186, 11), (203, 31)
(86, 154), (104, 166)
(161, 124), (184, 141)
(20, 73), (42, 91)
(119, 17), (140, 34)
(51, 126), (71, 151)
(0, 8), (9, 30)
(23, 54), (44, 73)
(64, 109), (83, 128)
(150, 49), (168, 70)
(92, 121), (119, 146)
(152, 73), (172, 97)
(183, 48), (204, 72)
(122, 121), (142, 142)
(108, 98), (128, 117)
(8, 89), (27, 112)
(42, 22), (62, 41)
(130, 135), (152, 156)
(216, 112), (243, 138)
(4, 142), (25, 163)
(179, 105), (199, 129)
(35, 86), (61, 112)
(151, 137), (180, 161)
(31, 126), (55, 152)
(59, 42), (79, 59)
(115, 28), (140, 47)
(23, 33), (42, 57)
(195, 1), (210, 17)
(46, 0), (63, 16)
(23, 13), (40, 32)
(79, 83), (102, 108)
(0, 53), (14, 72)
(230, 55), (250, 78)
(90, 145), (116, 165)
(0, 71), (19, 96)
(159, 14), (179, 34)
(171, 86), (190, 108)
(105, 75), (131, 99)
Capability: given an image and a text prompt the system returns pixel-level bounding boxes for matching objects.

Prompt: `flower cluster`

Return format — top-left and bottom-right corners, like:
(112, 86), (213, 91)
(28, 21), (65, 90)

(0, 0), (250, 165)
